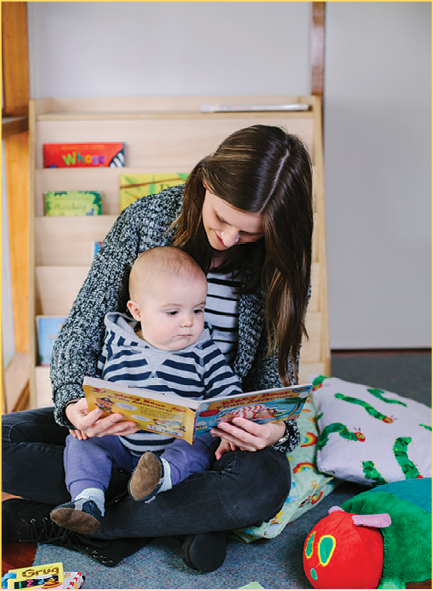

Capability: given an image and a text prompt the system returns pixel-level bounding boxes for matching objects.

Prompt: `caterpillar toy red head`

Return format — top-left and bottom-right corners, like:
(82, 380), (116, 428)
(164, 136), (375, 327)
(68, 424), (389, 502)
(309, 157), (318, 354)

(304, 478), (432, 588)
(303, 506), (391, 589)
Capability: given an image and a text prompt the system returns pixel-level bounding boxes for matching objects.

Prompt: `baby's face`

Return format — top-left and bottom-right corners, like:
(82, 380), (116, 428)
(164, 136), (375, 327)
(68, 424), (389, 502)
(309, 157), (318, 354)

(135, 274), (207, 351)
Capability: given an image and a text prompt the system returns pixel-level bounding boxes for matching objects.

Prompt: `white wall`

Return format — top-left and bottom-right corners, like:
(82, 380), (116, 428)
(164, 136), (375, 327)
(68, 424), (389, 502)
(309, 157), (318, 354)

(324, 2), (431, 348)
(25, 1), (431, 350)
(28, 2), (311, 98)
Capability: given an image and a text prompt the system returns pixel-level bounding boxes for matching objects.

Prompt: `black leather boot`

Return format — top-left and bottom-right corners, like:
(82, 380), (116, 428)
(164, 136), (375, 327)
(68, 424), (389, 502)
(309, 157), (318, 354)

(181, 531), (226, 572)
(2, 498), (148, 567)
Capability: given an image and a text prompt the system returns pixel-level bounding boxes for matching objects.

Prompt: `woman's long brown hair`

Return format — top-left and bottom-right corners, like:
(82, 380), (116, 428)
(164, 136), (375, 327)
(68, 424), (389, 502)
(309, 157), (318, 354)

(171, 125), (313, 385)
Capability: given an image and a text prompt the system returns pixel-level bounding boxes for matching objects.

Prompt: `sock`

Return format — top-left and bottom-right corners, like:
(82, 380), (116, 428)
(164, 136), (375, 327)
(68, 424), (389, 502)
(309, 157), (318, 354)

(159, 458), (173, 493)
(74, 487), (106, 516)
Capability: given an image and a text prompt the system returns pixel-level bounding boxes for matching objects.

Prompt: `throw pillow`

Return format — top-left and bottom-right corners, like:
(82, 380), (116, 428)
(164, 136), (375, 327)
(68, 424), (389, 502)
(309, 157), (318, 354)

(233, 395), (340, 542)
(310, 375), (432, 485)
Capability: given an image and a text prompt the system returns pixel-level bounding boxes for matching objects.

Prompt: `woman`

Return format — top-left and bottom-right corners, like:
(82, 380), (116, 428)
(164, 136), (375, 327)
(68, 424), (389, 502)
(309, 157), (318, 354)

(2, 125), (313, 572)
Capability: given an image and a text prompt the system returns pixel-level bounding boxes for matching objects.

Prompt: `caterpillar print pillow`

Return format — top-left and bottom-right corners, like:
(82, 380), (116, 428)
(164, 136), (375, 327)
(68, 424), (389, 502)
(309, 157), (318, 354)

(310, 375), (432, 485)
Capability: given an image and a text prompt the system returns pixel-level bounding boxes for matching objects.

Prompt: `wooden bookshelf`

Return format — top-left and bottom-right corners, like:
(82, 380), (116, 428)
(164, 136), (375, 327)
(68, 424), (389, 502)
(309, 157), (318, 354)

(28, 95), (330, 408)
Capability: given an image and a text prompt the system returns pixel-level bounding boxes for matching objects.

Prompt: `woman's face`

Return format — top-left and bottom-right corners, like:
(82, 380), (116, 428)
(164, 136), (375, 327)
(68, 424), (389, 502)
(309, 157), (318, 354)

(202, 190), (264, 251)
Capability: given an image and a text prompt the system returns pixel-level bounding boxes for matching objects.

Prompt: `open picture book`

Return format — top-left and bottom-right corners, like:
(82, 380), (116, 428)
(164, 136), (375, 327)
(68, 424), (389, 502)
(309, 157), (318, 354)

(83, 377), (312, 444)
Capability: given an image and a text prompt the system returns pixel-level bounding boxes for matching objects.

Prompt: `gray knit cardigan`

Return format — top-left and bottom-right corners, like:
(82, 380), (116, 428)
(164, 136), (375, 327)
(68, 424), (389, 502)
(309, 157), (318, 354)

(50, 186), (300, 451)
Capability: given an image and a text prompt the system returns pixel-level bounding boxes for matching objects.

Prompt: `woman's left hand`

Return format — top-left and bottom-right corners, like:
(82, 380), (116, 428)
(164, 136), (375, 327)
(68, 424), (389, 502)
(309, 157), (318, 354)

(211, 418), (286, 455)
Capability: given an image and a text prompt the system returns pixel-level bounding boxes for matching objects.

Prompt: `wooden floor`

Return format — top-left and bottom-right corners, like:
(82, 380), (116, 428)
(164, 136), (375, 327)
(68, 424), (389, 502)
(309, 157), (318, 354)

(2, 493), (37, 575)
(2, 543), (37, 576)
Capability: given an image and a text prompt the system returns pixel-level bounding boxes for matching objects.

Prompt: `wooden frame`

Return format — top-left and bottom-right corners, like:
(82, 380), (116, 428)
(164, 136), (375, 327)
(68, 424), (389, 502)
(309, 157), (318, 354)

(311, 2), (326, 101)
(28, 95), (330, 408)
(2, 1), (30, 413)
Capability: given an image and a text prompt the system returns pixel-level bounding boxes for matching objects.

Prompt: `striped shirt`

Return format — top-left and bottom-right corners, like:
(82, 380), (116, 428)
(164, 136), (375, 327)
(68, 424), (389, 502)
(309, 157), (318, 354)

(97, 312), (242, 455)
(205, 272), (240, 365)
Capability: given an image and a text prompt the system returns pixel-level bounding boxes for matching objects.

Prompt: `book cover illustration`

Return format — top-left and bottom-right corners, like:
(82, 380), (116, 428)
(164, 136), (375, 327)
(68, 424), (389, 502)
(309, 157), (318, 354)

(83, 376), (312, 444)
(119, 172), (189, 211)
(43, 142), (124, 168)
(193, 386), (310, 435)
(37, 316), (66, 366)
(44, 191), (102, 216)
(2, 567), (83, 590)
(84, 378), (197, 443)
(92, 241), (102, 258)
(4, 563), (63, 589)
(53, 573), (84, 590)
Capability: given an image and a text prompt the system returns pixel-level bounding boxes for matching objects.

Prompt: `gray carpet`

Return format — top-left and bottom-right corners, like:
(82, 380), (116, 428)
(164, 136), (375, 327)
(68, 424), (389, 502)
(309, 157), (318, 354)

(331, 351), (431, 406)
(34, 481), (366, 589)
(34, 352), (431, 589)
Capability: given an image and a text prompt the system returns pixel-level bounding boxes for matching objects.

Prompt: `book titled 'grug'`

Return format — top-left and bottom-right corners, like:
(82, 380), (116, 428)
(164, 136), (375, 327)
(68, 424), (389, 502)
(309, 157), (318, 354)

(4, 562), (63, 589)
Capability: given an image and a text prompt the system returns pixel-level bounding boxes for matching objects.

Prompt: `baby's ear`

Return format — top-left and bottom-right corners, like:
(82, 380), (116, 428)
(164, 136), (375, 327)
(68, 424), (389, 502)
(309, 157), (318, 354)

(127, 299), (141, 321)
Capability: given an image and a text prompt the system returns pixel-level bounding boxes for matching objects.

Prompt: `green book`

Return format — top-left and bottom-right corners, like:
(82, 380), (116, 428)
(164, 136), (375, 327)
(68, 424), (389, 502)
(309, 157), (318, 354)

(119, 173), (189, 211)
(44, 191), (102, 216)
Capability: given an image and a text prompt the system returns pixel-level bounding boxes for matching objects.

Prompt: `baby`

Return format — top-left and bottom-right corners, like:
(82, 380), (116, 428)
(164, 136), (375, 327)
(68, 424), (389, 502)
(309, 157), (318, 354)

(50, 246), (242, 535)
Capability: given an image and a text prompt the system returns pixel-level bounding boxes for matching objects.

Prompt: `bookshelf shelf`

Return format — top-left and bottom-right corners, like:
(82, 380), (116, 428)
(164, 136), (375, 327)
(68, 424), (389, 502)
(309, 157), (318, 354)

(29, 95), (330, 408)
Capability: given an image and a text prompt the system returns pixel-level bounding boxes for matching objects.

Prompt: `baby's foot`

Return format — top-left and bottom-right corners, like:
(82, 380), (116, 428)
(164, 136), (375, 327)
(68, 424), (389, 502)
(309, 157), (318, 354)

(128, 452), (165, 502)
(50, 499), (102, 534)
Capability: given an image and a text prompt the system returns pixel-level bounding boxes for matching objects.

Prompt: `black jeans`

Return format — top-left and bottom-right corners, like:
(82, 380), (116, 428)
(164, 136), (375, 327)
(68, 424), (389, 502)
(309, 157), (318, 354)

(2, 407), (292, 539)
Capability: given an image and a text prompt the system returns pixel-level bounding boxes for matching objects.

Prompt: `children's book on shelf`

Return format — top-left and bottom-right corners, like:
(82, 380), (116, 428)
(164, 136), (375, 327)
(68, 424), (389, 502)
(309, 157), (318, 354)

(36, 316), (66, 366)
(43, 142), (124, 168)
(92, 241), (102, 258)
(83, 376), (312, 444)
(119, 172), (189, 210)
(44, 191), (102, 216)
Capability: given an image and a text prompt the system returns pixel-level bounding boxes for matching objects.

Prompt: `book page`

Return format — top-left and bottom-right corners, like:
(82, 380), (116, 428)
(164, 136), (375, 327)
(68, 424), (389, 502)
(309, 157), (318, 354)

(83, 379), (197, 443)
(194, 385), (312, 435)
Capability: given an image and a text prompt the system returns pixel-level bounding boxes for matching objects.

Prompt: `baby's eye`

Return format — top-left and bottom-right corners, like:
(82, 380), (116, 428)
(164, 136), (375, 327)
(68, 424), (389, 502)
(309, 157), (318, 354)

(193, 309), (204, 315)
(167, 311), (178, 316)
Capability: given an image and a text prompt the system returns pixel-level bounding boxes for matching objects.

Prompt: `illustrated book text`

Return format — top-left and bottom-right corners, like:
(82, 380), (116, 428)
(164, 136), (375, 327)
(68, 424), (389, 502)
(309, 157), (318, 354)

(83, 376), (312, 444)
(44, 191), (102, 216)
(36, 316), (66, 366)
(43, 143), (124, 168)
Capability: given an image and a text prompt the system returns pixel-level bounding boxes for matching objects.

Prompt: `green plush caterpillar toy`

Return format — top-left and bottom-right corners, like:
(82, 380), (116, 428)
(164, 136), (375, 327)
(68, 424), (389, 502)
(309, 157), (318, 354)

(303, 478), (431, 589)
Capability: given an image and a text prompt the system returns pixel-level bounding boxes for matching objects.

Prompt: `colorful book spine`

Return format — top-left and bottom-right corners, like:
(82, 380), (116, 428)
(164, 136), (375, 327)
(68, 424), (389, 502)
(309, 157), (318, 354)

(36, 316), (66, 366)
(43, 142), (124, 168)
(44, 191), (102, 216)
(119, 172), (189, 211)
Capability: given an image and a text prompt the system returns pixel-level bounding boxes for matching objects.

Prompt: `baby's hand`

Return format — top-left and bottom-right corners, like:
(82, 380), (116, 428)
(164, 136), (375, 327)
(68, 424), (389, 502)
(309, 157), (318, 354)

(215, 438), (236, 460)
